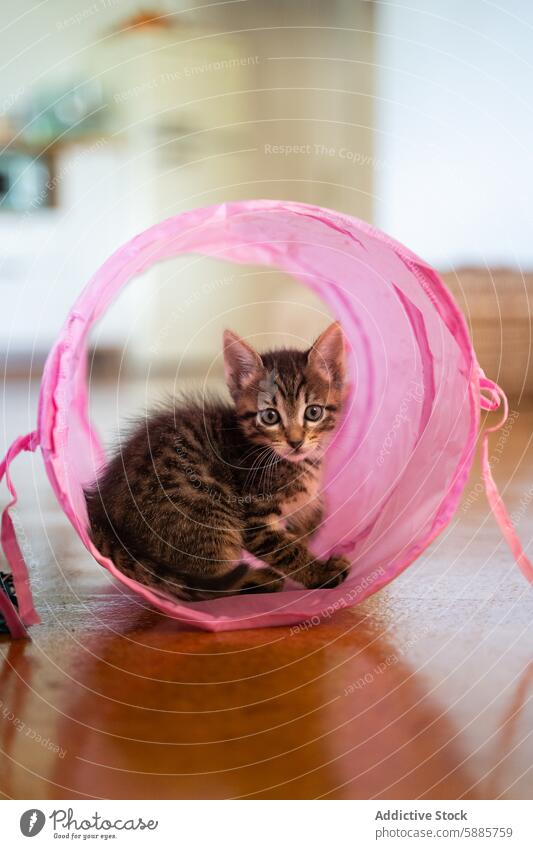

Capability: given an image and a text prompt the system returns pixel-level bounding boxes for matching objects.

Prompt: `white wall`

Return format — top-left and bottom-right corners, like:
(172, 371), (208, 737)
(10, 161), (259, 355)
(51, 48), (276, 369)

(375, 0), (533, 268)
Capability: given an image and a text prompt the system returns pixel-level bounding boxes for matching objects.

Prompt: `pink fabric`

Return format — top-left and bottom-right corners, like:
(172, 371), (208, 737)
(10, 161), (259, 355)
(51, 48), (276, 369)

(1, 200), (531, 636)
(479, 377), (533, 583)
(0, 431), (40, 638)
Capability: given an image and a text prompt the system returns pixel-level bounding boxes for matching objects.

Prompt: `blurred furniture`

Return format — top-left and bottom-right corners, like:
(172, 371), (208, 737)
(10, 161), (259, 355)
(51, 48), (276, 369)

(443, 268), (533, 398)
(0, 140), (133, 364)
(0, 147), (52, 212)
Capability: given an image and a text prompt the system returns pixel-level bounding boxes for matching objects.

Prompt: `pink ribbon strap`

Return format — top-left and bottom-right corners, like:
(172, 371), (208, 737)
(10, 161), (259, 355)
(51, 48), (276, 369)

(479, 376), (533, 583)
(0, 431), (41, 638)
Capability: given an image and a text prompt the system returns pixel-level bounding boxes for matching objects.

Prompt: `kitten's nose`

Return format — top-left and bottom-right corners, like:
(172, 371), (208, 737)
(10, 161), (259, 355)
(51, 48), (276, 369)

(288, 438), (304, 451)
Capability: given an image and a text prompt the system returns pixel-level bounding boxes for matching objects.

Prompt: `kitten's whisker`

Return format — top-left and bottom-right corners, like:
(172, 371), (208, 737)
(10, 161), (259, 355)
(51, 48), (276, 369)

(239, 443), (271, 467)
(255, 447), (278, 488)
(250, 458), (274, 490)
(237, 446), (266, 473)
(243, 446), (275, 488)
(258, 448), (280, 495)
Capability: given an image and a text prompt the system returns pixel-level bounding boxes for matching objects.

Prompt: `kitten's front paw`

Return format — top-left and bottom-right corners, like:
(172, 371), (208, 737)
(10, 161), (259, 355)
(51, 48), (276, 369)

(304, 555), (351, 589)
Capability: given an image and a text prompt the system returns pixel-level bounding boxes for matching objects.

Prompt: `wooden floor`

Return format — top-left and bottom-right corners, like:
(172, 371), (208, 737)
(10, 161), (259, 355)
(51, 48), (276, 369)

(1, 380), (532, 799)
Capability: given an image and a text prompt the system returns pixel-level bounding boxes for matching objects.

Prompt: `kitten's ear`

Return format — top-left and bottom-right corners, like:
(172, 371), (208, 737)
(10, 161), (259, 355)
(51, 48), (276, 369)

(307, 321), (345, 384)
(223, 330), (263, 395)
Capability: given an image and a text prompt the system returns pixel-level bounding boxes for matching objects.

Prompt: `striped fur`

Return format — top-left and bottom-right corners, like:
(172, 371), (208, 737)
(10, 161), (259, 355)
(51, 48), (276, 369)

(85, 322), (350, 600)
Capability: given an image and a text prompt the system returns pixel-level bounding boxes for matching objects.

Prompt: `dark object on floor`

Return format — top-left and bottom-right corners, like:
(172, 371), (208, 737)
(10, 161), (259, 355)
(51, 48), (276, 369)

(0, 571), (18, 634)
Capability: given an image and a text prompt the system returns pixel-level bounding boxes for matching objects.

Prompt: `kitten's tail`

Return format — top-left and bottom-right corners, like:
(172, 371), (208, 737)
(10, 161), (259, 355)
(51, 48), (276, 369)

(88, 523), (193, 600)
(83, 486), (176, 597)
(87, 522), (248, 602)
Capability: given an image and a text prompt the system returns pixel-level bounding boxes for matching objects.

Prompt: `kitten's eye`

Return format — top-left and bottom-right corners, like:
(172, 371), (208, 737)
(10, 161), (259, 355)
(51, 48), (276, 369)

(304, 404), (324, 422)
(259, 408), (280, 426)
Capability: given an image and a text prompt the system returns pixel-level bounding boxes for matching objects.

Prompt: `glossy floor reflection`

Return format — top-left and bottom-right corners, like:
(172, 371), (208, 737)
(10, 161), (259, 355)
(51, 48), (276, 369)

(1, 381), (532, 799)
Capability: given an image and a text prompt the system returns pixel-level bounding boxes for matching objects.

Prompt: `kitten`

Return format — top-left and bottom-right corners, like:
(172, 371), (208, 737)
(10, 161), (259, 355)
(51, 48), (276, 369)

(85, 322), (351, 601)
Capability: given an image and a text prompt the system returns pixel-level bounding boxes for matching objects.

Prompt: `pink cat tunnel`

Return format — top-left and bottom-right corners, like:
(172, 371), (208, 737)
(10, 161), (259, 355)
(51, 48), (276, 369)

(1, 200), (532, 638)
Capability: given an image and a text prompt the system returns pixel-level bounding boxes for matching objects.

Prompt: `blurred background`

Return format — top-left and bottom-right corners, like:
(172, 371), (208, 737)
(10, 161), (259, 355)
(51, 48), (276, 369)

(1, 0), (532, 397)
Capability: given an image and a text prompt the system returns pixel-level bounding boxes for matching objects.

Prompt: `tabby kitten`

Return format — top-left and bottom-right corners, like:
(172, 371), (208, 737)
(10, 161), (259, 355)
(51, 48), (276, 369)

(85, 322), (350, 601)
